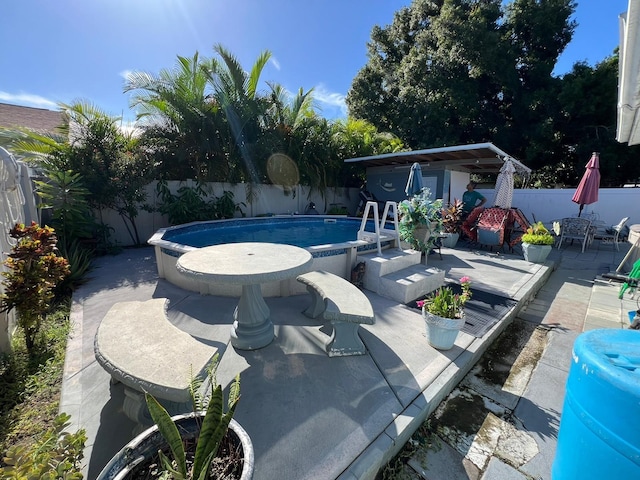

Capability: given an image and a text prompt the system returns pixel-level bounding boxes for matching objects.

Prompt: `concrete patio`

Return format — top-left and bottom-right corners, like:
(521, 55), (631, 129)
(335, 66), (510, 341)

(59, 238), (633, 479)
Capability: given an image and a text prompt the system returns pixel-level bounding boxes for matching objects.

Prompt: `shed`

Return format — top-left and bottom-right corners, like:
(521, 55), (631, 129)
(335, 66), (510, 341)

(344, 142), (531, 204)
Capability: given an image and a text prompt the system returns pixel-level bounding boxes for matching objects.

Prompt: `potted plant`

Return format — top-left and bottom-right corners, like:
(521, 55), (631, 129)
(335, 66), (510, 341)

(439, 199), (464, 248)
(521, 221), (555, 263)
(398, 188), (443, 255)
(416, 276), (471, 350)
(97, 356), (254, 480)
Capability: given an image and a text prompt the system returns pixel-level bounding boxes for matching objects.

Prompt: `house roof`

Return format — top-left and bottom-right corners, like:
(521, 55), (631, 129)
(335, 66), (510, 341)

(344, 142), (531, 175)
(0, 103), (64, 132)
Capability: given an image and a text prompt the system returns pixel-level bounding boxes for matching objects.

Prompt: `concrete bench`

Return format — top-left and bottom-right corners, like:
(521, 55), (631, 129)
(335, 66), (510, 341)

(297, 270), (375, 357)
(94, 298), (217, 427)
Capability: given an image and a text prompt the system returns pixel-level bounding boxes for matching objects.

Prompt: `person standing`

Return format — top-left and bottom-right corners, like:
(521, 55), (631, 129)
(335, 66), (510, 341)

(462, 181), (486, 218)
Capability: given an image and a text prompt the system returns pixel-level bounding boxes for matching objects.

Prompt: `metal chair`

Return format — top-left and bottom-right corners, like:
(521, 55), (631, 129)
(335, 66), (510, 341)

(557, 217), (592, 253)
(600, 216), (630, 251)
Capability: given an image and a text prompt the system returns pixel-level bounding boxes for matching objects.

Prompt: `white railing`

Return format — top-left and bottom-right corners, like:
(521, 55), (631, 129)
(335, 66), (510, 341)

(357, 201), (401, 255)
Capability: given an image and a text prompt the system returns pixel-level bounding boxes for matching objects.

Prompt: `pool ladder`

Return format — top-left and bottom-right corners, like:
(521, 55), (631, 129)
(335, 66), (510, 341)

(357, 201), (402, 255)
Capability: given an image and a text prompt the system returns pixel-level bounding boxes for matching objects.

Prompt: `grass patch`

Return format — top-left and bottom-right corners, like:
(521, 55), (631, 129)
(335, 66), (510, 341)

(0, 300), (71, 454)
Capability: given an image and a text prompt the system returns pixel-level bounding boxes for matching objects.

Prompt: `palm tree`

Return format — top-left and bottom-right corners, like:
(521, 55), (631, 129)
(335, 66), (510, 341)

(201, 44), (273, 190)
(124, 52), (228, 181)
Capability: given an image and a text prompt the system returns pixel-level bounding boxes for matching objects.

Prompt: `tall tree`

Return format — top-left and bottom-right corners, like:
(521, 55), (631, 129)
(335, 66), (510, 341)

(347, 0), (577, 171)
(551, 56), (640, 187)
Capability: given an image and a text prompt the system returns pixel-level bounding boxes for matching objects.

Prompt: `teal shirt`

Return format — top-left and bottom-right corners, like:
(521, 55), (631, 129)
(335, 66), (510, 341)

(462, 190), (485, 214)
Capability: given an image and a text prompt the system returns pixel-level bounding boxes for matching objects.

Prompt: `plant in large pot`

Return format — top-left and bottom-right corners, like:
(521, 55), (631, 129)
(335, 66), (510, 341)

(439, 199), (464, 248)
(521, 221), (555, 263)
(416, 276), (471, 350)
(398, 188), (443, 254)
(97, 356), (254, 480)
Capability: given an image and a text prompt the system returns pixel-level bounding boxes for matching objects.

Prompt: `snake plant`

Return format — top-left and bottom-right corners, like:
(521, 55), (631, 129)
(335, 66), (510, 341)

(144, 355), (241, 480)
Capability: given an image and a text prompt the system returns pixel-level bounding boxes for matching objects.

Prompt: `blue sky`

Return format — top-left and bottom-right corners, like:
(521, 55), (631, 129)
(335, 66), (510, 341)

(0, 0), (630, 123)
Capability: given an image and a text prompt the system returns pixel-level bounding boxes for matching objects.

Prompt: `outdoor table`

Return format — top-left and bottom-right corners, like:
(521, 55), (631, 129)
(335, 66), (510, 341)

(176, 242), (313, 350)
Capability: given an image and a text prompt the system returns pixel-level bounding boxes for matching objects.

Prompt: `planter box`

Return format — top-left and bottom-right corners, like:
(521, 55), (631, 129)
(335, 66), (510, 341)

(522, 243), (552, 263)
(440, 232), (460, 248)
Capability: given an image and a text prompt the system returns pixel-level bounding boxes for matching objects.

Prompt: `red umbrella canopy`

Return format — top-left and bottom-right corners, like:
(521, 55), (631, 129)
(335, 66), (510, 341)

(571, 152), (601, 215)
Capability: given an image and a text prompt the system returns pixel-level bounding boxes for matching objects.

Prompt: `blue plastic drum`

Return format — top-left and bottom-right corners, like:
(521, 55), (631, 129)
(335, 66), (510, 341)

(552, 329), (640, 479)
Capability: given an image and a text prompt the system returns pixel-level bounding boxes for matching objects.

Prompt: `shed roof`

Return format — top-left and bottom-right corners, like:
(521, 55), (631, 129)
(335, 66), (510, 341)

(344, 142), (531, 175)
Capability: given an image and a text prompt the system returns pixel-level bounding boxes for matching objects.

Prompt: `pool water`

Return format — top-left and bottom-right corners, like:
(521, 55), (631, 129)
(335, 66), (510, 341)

(163, 217), (380, 249)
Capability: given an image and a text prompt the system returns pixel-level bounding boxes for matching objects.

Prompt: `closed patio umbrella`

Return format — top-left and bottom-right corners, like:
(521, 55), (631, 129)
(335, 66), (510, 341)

(572, 152), (601, 216)
(405, 162), (424, 197)
(493, 157), (516, 209)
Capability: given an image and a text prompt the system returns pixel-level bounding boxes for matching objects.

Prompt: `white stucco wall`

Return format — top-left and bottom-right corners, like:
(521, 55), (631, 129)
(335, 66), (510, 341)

(476, 188), (640, 229)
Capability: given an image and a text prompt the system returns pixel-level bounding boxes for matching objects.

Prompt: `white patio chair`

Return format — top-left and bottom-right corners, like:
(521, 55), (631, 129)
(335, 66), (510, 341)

(600, 217), (630, 251)
(557, 217), (592, 253)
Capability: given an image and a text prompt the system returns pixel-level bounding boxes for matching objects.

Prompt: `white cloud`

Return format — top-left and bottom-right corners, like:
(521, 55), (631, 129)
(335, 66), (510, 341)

(312, 83), (347, 119)
(0, 91), (58, 110)
(269, 57), (281, 71)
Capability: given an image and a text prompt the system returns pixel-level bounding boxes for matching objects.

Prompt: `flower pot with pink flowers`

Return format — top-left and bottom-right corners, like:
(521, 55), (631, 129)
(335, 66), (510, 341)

(416, 276), (471, 350)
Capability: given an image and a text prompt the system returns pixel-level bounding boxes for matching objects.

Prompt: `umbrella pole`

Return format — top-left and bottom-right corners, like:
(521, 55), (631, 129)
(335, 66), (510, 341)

(578, 204), (584, 217)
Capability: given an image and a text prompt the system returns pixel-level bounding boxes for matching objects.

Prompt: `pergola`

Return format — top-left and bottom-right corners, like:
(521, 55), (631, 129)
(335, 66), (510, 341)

(344, 142), (531, 176)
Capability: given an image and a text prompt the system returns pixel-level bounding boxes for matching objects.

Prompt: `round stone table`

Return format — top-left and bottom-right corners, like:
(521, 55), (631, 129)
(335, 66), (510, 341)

(176, 242), (313, 350)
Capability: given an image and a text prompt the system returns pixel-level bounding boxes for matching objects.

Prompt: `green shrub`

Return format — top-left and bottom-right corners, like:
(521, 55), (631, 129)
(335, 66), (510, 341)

(155, 180), (245, 225)
(0, 223), (70, 352)
(0, 413), (86, 480)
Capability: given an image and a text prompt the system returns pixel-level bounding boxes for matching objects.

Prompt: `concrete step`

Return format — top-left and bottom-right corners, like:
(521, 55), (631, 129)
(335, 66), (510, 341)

(358, 249), (422, 286)
(377, 264), (446, 304)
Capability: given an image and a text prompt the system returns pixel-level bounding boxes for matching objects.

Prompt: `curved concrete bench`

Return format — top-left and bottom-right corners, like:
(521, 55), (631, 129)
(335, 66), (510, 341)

(94, 298), (217, 427)
(297, 270), (375, 357)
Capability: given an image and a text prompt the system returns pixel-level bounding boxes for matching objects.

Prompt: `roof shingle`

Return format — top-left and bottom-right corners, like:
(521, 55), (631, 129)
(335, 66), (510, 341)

(0, 103), (64, 132)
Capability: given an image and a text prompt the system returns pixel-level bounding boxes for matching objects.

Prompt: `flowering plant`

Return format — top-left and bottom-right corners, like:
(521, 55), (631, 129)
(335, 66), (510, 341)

(398, 188), (443, 252)
(416, 276), (472, 319)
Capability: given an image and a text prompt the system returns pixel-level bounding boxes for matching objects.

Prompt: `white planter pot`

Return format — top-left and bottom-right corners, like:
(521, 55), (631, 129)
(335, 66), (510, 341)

(411, 221), (439, 251)
(423, 311), (466, 350)
(522, 243), (552, 263)
(97, 414), (254, 480)
(440, 232), (460, 248)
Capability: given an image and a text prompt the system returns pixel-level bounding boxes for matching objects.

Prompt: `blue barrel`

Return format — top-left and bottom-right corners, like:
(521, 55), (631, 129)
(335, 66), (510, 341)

(552, 329), (640, 479)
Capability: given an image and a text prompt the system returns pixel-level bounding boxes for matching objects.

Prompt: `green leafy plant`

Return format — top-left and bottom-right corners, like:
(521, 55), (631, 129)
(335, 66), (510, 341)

(33, 169), (96, 247)
(327, 205), (348, 215)
(0, 223), (70, 352)
(521, 221), (555, 245)
(145, 355), (241, 479)
(417, 276), (472, 319)
(155, 180), (245, 225)
(398, 188), (443, 252)
(0, 413), (87, 479)
(440, 199), (464, 234)
(55, 240), (94, 296)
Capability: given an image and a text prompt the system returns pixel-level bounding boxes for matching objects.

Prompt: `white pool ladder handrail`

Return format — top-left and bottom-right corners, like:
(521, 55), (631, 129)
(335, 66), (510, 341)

(357, 201), (402, 255)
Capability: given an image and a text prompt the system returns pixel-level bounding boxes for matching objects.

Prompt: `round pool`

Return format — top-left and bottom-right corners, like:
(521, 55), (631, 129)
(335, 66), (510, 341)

(160, 216), (380, 249)
(148, 215), (397, 296)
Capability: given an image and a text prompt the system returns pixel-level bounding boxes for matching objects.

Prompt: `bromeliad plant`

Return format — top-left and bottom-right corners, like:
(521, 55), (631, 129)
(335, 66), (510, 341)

(145, 354), (241, 480)
(398, 188), (443, 252)
(417, 276), (472, 319)
(521, 221), (555, 246)
(440, 199), (464, 234)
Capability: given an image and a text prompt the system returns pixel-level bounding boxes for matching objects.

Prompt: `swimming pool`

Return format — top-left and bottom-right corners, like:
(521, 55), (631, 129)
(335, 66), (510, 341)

(148, 216), (397, 296)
